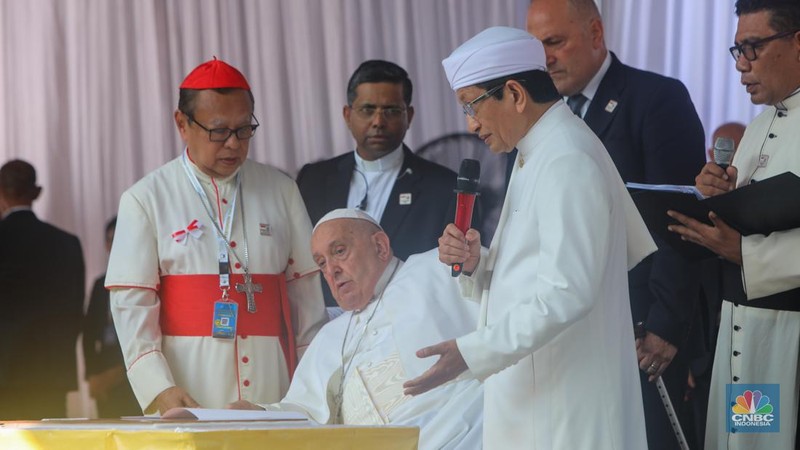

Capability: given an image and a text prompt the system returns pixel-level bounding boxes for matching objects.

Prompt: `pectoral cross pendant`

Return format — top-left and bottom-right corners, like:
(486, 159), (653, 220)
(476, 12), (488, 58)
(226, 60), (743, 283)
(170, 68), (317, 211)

(235, 273), (262, 313)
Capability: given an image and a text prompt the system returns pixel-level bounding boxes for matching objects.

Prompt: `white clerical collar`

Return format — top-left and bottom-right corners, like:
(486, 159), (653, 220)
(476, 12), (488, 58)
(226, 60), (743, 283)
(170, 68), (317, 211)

(354, 257), (402, 314)
(354, 146), (404, 173)
(184, 148), (242, 184)
(568, 51), (611, 104)
(775, 87), (800, 112)
(1, 205), (32, 219)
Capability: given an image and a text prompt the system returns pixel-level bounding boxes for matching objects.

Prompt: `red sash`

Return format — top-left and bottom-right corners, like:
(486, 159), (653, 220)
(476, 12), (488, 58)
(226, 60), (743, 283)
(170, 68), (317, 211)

(158, 274), (297, 377)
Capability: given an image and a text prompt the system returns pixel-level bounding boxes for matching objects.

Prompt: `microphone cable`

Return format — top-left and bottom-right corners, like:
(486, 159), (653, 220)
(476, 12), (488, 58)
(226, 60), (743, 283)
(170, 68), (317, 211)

(354, 168), (368, 210)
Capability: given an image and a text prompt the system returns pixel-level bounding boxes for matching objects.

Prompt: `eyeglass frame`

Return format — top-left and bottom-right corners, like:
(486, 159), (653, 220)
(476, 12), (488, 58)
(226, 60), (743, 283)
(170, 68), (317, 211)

(181, 110), (260, 142)
(729, 29), (799, 62)
(349, 104), (408, 121)
(462, 83), (506, 117)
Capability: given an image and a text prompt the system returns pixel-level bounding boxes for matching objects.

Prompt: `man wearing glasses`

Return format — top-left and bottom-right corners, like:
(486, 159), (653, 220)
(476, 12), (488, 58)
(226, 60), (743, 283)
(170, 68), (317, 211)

(403, 26), (656, 449)
(296, 60), (458, 307)
(670, 1), (800, 448)
(105, 58), (327, 414)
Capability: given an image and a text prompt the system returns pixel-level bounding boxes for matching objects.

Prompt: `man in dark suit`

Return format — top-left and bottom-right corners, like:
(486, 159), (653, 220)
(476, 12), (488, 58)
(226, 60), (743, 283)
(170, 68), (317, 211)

(296, 60), (458, 306)
(526, 1), (706, 448)
(82, 217), (139, 418)
(0, 159), (85, 420)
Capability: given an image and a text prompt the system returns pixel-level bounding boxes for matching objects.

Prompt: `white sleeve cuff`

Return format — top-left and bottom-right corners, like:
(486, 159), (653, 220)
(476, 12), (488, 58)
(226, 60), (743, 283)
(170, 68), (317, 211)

(127, 350), (176, 414)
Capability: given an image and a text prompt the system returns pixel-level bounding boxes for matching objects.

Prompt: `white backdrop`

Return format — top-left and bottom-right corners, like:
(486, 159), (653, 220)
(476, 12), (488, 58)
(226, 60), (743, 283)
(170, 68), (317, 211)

(0, 0), (761, 416)
(604, 0), (762, 140)
(0, 0), (528, 284)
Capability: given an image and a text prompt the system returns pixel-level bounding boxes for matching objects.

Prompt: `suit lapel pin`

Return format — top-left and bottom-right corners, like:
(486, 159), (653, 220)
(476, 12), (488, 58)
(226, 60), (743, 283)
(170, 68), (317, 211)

(605, 100), (618, 113)
(399, 193), (412, 205)
(259, 223), (272, 236)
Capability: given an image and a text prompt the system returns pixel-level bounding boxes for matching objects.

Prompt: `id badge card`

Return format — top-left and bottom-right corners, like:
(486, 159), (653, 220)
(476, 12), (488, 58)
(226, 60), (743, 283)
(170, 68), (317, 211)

(212, 300), (238, 339)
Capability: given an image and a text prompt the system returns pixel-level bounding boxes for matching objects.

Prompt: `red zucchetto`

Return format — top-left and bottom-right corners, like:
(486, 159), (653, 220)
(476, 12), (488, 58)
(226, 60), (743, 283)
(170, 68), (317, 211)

(179, 57), (250, 90)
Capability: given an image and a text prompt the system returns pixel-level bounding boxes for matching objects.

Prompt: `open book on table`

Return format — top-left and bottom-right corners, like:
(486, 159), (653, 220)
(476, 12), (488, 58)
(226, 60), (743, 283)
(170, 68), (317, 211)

(626, 171), (800, 260)
(124, 408), (308, 422)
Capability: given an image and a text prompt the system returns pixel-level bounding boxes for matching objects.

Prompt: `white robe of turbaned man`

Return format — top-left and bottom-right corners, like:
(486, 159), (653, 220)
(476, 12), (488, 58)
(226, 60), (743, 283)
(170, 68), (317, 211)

(457, 102), (653, 449)
(261, 251), (483, 450)
(106, 151), (327, 412)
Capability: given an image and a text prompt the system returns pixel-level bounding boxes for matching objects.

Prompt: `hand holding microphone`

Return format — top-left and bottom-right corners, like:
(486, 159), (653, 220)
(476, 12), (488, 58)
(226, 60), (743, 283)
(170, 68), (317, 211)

(713, 137), (735, 169)
(696, 137), (738, 197)
(450, 159), (480, 276)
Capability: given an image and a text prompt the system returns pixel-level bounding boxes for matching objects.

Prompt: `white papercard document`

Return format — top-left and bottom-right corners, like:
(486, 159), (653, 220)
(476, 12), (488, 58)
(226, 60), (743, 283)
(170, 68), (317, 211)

(160, 408), (308, 421)
(626, 182), (706, 200)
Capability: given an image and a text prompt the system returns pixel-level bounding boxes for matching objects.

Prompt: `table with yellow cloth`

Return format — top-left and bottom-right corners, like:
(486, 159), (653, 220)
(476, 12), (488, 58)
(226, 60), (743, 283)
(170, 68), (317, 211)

(0, 419), (419, 449)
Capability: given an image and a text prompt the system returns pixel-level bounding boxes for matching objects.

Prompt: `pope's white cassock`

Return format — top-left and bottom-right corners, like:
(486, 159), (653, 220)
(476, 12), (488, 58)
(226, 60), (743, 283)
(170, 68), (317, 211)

(106, 151), (327, 412)
(260, 250), (483, 450)
(455, 102), (655, 449)
(705, 89), (800, 449)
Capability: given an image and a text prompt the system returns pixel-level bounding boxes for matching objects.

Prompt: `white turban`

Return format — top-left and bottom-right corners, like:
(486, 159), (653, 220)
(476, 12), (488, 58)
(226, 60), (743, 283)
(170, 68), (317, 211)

(442, 26), (547, 91)
(313, 208), (383, 233)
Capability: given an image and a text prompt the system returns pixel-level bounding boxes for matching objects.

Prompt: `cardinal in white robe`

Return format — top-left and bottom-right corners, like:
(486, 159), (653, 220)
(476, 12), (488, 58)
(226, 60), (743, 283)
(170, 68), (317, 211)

(402, 27), (655, 449)
(231, 209), (483, 450)
(106, 58), (327, 414)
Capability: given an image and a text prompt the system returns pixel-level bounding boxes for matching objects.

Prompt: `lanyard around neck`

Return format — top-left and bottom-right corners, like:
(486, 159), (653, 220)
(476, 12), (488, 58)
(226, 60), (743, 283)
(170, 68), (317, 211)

(181, 152), (245, 293)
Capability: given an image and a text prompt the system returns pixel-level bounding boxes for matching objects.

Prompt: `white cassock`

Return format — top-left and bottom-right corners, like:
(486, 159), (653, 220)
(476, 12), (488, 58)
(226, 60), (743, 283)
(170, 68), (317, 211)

(261, 251), (483, 450)
(106, 150), (327, 412)
(456, 102), (654, 449)
(705, 90), (800, 449)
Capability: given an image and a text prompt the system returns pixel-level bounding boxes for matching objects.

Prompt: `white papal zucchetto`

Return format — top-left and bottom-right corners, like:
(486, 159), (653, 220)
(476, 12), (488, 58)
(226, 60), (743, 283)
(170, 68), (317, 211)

(313, 208), (383, 233)
(442, 26), (547, 91)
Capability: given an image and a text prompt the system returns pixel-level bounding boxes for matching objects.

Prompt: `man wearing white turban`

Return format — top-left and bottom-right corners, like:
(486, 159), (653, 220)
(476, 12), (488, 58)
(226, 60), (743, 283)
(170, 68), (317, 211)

(403, 26), (653, 449)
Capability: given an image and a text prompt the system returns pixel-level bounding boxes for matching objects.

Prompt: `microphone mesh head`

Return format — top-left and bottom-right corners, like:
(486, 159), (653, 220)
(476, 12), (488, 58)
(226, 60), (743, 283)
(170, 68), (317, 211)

(456, 159), (481, 193)
(713, 137), (735, 167)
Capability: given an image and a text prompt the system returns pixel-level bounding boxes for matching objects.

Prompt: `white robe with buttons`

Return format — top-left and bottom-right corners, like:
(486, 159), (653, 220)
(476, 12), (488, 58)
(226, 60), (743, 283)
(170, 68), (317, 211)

(106, 152), (327, 412)
(456, 102), (651, 449)
(705, 92), (800, 450)
(261, 251), (484, 450)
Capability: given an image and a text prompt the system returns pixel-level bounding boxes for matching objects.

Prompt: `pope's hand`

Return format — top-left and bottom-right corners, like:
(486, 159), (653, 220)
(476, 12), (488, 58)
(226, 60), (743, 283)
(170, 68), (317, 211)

(438, 224), (481, 275)
(695, 162), (737, 197)
(636, 332), (678, 382)
(403, 339), (467, 396)
(227, 400), (264, 410)
(152, 386), (200, 415)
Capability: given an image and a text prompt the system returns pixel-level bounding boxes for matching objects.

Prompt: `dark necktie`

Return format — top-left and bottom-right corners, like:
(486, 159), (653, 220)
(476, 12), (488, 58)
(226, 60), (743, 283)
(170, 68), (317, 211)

(567, 93), (588, 117)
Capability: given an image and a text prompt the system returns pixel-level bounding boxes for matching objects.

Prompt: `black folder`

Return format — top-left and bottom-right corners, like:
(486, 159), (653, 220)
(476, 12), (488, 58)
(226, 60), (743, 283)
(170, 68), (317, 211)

(628, 171), (800, 260)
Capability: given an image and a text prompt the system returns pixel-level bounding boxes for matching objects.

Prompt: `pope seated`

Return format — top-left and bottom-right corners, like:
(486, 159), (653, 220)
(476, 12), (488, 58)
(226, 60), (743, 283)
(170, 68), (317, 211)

(230, 208), (483, 450)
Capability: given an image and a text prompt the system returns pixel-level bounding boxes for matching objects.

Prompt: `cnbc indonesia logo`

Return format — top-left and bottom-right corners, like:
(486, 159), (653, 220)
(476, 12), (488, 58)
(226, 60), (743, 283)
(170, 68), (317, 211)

(728, 385), (779, 433)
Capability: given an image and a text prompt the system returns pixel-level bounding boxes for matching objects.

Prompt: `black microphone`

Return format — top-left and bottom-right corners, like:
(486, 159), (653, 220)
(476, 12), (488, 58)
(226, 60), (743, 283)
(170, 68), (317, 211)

(713, 137), (735, 169)
(451, 159), (480, 277)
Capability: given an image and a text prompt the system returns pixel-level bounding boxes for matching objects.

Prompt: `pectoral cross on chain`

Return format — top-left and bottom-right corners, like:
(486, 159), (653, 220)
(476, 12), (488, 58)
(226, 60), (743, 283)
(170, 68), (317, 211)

(236, 273), (262, 313)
